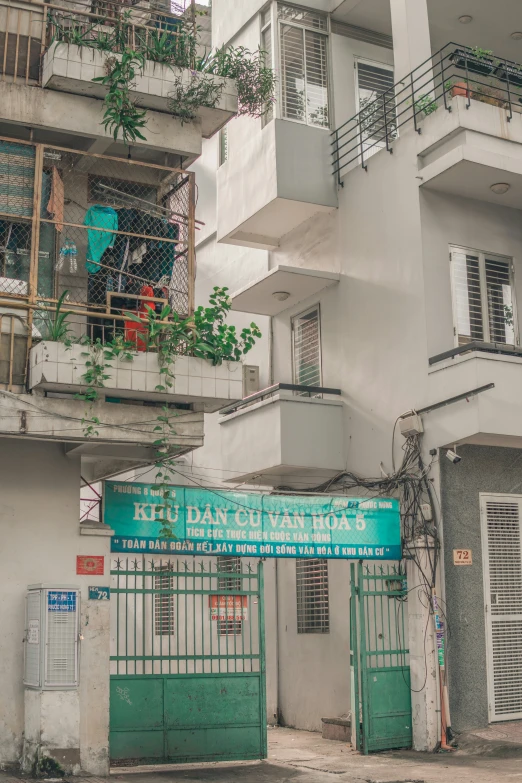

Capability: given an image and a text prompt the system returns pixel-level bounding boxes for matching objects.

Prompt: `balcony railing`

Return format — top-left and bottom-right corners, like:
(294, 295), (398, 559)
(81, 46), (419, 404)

(429, 341), (522, 366)
(219, 382), (342, 416)
(332, 42), (522, 182)
(0, 135), (195, 388)
(0, 0), (196, 87)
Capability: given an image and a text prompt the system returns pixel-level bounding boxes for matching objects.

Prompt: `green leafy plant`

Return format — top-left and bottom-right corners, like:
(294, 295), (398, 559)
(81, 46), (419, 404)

(414, 93), (438, 117)
(93, 51), (148, 143)
(470, 46), (493, 60)
(168, 71), (226, 123)
(39, 290), (73, 342)
(33, 755), (65, 779)
(200, 45), (276, 118)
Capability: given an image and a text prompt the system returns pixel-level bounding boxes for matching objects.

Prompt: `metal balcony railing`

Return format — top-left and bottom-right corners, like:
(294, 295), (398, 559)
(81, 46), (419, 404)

(219, 382), (342, 416)
(429, 341), (522, 366)
(331, 42), (522, 183)
(0, 0), (196, 87)
(0, 135), (196, 386)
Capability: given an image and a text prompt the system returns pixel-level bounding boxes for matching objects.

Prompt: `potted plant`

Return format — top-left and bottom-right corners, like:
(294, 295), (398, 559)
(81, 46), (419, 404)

(450, 46), (495, 76)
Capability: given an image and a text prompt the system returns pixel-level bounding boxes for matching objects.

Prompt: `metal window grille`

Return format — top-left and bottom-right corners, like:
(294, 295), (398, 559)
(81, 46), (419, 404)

(450, 247), (516, 346)
(278, 4), (329, 128)
(482, 496), (522, 719)
(292, 305), (321, 389)
(219, 126), (228, 166)
(296, 558), (329, 633)
(154, 565), (175, 636)
(217, 555), (242, 636)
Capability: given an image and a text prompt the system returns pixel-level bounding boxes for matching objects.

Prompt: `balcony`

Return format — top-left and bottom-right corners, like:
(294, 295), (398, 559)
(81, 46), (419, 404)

(426, 343), (522, 449)
(217, 119), (337, 250)
(219, 383), (344, 488)
(333, 42), (522, 205)
(0, 0), (237, 163)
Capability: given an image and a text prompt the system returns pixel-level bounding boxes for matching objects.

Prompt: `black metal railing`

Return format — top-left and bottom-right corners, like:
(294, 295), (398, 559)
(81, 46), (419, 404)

(429, 340), (522, 365)
(219, 382), (342, 416)
(332, 42), (522, 183)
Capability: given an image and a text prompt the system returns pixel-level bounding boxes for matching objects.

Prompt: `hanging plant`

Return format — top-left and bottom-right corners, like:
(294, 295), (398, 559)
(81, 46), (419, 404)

(168, 71), (227, 123)
(93, 52), (148, 143)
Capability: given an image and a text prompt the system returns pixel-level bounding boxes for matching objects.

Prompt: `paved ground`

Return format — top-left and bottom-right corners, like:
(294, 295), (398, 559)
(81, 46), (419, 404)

(5, 726), (522, 783)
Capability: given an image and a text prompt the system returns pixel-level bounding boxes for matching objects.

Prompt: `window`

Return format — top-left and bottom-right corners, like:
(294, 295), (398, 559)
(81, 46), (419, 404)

(154, 565), (174, 636)
(219, 126), (228, 166)
(278, 3), (329, 128)
(217, 556), (242, 636)
(292, 305), (321, 388)
(450, 247), (516, 346)
(261, 7), (274, 125)
(356, 58), (395, 158)
(296, 558), (329, 633)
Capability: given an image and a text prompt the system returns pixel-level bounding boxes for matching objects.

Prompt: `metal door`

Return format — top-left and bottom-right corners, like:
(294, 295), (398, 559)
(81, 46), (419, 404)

(350, 561), (412, 754)
(481, 494), (522, 721)
(109, 557), (267, 764)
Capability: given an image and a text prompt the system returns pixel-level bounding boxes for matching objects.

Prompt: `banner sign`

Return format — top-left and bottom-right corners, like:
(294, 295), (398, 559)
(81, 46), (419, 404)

(105, 482), (401, 560)
(209, 595), (248, 621)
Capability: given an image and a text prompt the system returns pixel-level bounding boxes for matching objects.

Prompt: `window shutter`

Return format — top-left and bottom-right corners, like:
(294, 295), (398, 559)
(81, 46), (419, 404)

(154, 566), (175, 636)
(451, 250), (484, 344)
(280, 23), (306, 122)
(483, 498), (522, 720)
(356, 60), (395, 151)
(305, 30), (329, 127)
(296, 558), (329, 633)
(292, 306), (321, 388)
(219, 126), (228, 166)
(485, 256), (514, 344)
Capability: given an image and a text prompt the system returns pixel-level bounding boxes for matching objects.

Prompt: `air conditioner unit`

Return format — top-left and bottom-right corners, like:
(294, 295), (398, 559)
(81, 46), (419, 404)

(24, 585), (80, 690)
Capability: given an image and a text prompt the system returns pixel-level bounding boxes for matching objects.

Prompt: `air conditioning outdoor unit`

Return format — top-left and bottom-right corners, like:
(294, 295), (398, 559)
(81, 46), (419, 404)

(24, 585), (80, 690)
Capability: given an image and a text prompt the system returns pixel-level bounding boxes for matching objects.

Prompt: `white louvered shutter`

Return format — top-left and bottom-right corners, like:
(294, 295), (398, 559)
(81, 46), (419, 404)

(482, 496), (522, 720)
(356, 60), (395, 157)
(292, 306), (321, 389)
(451, 249), (516, 346)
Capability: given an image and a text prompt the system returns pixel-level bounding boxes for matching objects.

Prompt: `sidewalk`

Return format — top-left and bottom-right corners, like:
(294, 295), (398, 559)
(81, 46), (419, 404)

(3, 726), (522, 783)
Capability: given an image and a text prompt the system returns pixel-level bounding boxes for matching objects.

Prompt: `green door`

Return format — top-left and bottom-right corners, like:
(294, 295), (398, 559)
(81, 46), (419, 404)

(110, 557), (267, 764)
(350, 562), (412, 754)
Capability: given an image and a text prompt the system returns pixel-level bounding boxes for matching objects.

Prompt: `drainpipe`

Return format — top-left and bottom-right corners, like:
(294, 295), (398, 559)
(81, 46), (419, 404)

(274, 558), (281, 724)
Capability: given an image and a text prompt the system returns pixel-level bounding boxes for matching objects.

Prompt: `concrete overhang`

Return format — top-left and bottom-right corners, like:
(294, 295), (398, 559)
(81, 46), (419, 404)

(230, 265), (340, 316)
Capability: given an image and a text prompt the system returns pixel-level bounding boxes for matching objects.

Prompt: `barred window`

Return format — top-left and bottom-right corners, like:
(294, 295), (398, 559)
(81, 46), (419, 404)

(154, 565), (174, 636)
(217, 556), (242, 636)
(296, 558), (329, 633)
(292, 305), (321, 389)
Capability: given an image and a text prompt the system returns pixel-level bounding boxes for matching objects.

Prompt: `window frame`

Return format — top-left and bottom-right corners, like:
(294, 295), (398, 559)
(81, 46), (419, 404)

(449, 244), (518, 347)
(260, 4), (275, 126)
(354, 56), (396, 159)
(217, 555), (243, 637)
(276, 2), (331, 129)
(291, 303), (322, 389)
(153, 565), (175, 637)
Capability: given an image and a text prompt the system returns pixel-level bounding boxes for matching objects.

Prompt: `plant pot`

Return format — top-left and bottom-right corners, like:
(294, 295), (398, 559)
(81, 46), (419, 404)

(451, 81), (471, 98)
(494, 63), (522, 88)
(450, 48), (495, 76)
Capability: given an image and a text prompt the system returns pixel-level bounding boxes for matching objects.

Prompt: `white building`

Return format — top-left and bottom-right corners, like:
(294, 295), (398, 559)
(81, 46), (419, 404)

(184, 0), (522, 753)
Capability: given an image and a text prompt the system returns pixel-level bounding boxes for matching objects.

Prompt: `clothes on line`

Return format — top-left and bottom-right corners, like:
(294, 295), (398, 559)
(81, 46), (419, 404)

(84, 205), (118, 274)
(47, 166), (64, 233)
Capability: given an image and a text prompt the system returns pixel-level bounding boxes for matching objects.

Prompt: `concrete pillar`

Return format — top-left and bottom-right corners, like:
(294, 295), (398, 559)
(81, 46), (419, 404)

(406, 538), (439, 751)
(390, 0), (432, 83)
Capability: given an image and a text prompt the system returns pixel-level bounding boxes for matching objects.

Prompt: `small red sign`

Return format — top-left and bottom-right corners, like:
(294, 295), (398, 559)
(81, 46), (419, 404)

(77, 555), (104, 575)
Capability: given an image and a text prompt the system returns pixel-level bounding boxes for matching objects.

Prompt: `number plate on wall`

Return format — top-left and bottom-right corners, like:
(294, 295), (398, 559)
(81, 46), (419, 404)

(453, 548), (472, 565)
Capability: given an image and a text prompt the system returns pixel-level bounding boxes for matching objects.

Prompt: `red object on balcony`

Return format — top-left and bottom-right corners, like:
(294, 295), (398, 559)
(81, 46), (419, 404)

(452, 81), (471, 98)
(124, 285), (155, 351)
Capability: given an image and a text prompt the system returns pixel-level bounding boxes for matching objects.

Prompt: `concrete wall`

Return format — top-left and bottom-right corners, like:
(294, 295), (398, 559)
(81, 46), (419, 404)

(440, 444), (522, 731)
(0, 439), (111, 774)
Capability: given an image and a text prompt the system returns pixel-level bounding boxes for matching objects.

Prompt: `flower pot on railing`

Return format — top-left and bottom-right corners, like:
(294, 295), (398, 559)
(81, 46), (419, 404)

(450, 48), (495, 76)
(494, 62), (522, 88)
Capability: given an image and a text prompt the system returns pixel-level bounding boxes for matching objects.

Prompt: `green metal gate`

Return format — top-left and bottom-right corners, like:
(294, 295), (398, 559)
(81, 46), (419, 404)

(109, 557), (267, 765)
(350, 561), (412, 754)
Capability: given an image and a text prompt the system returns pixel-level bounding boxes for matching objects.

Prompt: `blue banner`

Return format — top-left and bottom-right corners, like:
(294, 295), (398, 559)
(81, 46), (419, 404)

(105, 482), (401, 560)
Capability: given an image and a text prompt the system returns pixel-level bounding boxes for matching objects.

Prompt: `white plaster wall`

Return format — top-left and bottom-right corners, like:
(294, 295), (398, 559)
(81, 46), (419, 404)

(0, 439), (111, 774)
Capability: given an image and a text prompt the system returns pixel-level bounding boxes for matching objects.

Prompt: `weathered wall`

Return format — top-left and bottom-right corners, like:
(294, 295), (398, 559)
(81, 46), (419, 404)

(0, 439), (111, 773)
(440, 444), (522, 731)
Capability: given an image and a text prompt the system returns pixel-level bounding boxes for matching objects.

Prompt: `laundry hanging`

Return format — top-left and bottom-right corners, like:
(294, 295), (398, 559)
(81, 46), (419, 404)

(84, 205), (118, 274)
(47, 166), (64, 233)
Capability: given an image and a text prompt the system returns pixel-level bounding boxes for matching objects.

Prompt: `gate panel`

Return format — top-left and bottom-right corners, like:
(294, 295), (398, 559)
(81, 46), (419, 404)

(110, 558), (266, 764)
(350, 562), (412, 754)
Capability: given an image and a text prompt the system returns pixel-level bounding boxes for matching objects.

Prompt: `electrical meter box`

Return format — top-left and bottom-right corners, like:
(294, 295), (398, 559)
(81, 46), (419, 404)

(24, 585), (80, 689)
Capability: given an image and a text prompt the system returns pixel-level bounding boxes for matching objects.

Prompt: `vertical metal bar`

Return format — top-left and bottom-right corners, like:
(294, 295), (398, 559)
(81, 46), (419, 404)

(192, 565), (196, 675)
(142, 558), (146, 675)
(151, 561), (155, 674)
(187, 172), (196, 315)
(358, 560), (369, 755)
(209, 562), (214, 673)
(505, 59), (513, 121)
(386, 568), (392, 669)
(184, 563), (188, 675)
(13, 10), (21, 84)
(2, 6), (10, 82)
(116, 562), (120, 675)
(464, 48), (471, 109)
(373, 568), (378, 669)
(125, 563), (128, 674)
(441, 49), (449, 112)
(25, 11), (32, 84)
(26, 142), (43, 359)
(133, 564), (137, 675)
(168, 562), (172, 675)
(350, 563), (360, 751)
(411, 72), (419, 133)
(176, 560), (180, 675)
(249, 565), (253, 673)
(359, 121), (366, 171)
(8, 316), (15, 391)
(383, 93), (389, 152)
(258, 560), (267, 759)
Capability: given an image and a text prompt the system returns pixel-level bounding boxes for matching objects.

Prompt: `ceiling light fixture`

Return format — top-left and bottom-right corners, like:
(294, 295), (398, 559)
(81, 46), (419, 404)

(458, 14), (473, 23)
(272, 291), (291, 301)
(490, 182), (511, 195)
(511, 31), (522, 40)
